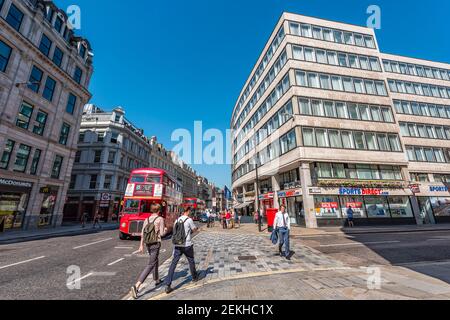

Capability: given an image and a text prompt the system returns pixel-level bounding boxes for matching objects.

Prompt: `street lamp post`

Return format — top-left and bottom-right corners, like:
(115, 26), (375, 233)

(255, 156), (262, 232)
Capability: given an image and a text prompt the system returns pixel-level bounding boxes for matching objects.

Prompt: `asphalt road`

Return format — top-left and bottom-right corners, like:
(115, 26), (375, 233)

(0, 229), (177, 300)
(301, 229), (450, 283)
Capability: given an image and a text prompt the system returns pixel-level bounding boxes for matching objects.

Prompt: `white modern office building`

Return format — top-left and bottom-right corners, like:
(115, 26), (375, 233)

(231, 12), (450, 228)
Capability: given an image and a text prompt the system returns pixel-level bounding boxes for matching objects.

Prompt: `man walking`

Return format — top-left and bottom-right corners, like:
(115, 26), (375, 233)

(347, 206), (355, 228)
(273, 205), (291, 260)
(80, 212), (89, 228)
(131, 204), (167, 299)
(165, 207), (199, 294)
(93, 211), (102, 229)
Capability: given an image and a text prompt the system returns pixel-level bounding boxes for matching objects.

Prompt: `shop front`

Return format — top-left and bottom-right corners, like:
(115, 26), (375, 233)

(0, 178), (33, 232)
(313, 187), (416, 227)
(416, 184), (450, 224)
(278, 189), (303, 225)
(39, 186), (59, 227)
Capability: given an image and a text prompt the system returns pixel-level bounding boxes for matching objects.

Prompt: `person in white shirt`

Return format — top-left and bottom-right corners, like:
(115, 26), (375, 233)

(273, 205), (291, 260)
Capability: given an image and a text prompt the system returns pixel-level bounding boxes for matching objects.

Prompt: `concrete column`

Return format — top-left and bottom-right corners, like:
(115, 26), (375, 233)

(271, 175), (280, 210)
(299, 162), (318, 229)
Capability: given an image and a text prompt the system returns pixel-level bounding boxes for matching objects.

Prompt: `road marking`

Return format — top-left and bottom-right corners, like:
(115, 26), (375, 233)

(132, 249), (140, 255)
(320, 241), (400, 248)
(115, 246), (134, 249)
(107, 258), (125, 266)
(73, 238), (113, 250)
(0, 256), (46, 270)
(67, 272), (94, 286)
(427, 238), (449, 242)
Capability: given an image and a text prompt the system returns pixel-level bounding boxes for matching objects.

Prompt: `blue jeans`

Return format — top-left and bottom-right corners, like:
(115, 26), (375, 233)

(165, 245), (197, 287)
(278, 227), (290, 257)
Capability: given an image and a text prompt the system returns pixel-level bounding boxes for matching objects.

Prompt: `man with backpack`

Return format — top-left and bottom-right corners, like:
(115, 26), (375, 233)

(130, 204), (167, 299)
(165, 207), (199, 294)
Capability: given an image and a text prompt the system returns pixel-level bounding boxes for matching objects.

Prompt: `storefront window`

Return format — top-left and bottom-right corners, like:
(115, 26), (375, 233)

(0, 192), (29, 230)
(388, 196), (414, 218)
(340, 196), (365, 218)
(314, 196), (341, 218)
(430, 197), (450, 217)
(365, 196), (390, 218)
(39, 190), (58, 226)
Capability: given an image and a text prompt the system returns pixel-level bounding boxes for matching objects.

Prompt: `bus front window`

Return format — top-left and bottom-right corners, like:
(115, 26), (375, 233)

(146, 175), (161, 184)
(124, 200), (140, 214)
(130, 175), (146, 183)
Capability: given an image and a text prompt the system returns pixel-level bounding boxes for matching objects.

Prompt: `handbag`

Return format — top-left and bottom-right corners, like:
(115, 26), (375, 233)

(270, 229), (278, 245)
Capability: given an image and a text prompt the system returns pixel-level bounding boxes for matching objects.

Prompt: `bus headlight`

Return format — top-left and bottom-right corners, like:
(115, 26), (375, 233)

(121, 223), (127, 228)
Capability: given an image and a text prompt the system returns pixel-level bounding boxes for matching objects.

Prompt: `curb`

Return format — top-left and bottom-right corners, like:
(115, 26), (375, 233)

(0, 225), (119, 245)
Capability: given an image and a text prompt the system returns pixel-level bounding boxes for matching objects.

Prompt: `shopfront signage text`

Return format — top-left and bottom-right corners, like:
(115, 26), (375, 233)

(430, 186), (449, 192)
(339, 188), (389, 196)
(0, 178), (32, 189)
(259, 192), (274, 200)
(278, 189), (302, 198)
(321, 202), (339, 209)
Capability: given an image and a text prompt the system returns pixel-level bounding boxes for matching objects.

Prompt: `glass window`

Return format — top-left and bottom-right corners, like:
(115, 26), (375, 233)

(54, 16), (63, 33)
(301, 24), (312, 37)
(359, 105), (371, 121)
(52, 46), (64, 67)
(307, 73), (319, 88)
(375, 81), (387, 96)
(30, 149), (41, 175)
(312, 27), (322, 39)
(311, 100), (324, 117)
(365, 197), (390, 218)
(289, 23), (300, 35)
(389, 197), (413, 218)
(354, 132), (366, 150)
(348, 55), (359, 68)
(327, 51), (338, 65)
(364, 36), (375, 48)
(0, 39), (12, 73)
(28, 66), (43, 93)
(33, 111), (47, 136)
(13, 144), (31, 173)
(336, 102), (347, 119)
(315, 196), (341, 218)
(333, 31), (343, 43)
(364, 80), (376, 95)
(315, 129), (328, 147)
(365, 133), (378, 150)
(341, 196), (365, 218)
(388, 135), (402, 152)
(353, 78), (365, 93)
(320, 74), (331, 89)
(66, 93), (77, 114)
(59, 123), (70, 145)
(370, 106), (382, 122)
(316, 49), (327, 64)
(304, 48), (315, 62)
(73, 66), (83, 84)
(39, 34), (52, 57)
(328, 130), (342, 148)
(323, 29), (333, 41)
(341, 131), (354, 149)
(292, 46), (304, 60)
(343, 77), (354, 92)
(344, 32), (354, 45)
(16, 102), (34, 129)
(359, 56), (369, 70)
(381, 108), (394, 122)
(377, 134), (390, 151)
(299, 98), (311, 115)
(42, 77), (56, 101)
(296, 71), (307, 86)
(0, 140), (15, 169)
(303, 128), (315, 146)
(331, 76), (343, 91)
(317, 163), (332, 178)
(348, 104), (359, 119)
(323, 101), (336, 117)
(6, 4), (24, 31)
(338, 53), (348, 67)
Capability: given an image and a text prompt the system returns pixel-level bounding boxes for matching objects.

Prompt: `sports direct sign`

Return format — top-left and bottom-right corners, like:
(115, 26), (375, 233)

(339, 188), (389, 196)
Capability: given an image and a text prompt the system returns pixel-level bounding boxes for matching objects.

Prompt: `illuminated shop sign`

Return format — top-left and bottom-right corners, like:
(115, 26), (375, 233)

(339, 188), (389, 196)
(259, 192), (274, 200)
(0, 178), (32, 189)
(278, 189), (302, 198)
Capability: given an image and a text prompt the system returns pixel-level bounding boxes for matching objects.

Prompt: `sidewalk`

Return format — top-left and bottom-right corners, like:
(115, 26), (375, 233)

(225, 222), (450, 237)
(128, 224), (450, 301)
(0, 223), (119, 244)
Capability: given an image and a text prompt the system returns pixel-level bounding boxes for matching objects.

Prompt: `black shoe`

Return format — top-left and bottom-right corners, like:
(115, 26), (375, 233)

(165, 286), (173, 294)
(192, 273), (200, 283)
(286, 256), (291, 260)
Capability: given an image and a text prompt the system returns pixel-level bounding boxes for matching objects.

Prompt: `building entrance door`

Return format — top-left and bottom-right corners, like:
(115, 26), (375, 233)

(418, 198), (436, 225)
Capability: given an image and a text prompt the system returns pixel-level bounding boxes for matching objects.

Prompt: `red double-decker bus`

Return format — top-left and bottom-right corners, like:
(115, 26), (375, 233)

(119, 168), (183, 240)
(182, 198), (206, 221)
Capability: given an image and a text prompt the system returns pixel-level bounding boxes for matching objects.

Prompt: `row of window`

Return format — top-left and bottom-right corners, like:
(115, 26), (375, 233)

(288, 21), (376, 49)
(393, 100), (450, 119)
(400, 122), (450, 141)
(410, 173), (450, 183)
(233, 27), (285, 124)
(235, 75), (290, 147)
(234, 100), (293, 164)
(0, 139), (63, 178)
(15, 100), (75, 143)
(314, 163), (403, 181)
(296, 70), (388, 96)
(232, 129), (297, 182)
(70, 174), (117, 191)
(302, 127), (403, 152)
(383, 59), (450, 82)
(406, 146), (447, 163)
(298, 97), (394, 123)
(2, 2), (23, 32)
(233, 49), (288, 129)
(388, 79), (450, 100)
(75, 150), (117, 165)
(292, 45), (382, 71)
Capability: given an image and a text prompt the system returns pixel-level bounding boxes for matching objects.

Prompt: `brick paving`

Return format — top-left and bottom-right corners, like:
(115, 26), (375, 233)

(128, 225), (450, 300)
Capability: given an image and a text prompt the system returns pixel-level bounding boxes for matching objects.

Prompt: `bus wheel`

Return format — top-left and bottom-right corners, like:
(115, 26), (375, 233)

(119, 232), (127, 240)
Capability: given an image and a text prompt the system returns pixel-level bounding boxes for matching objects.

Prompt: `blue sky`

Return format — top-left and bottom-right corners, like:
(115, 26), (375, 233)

(54, 0), (450, 189)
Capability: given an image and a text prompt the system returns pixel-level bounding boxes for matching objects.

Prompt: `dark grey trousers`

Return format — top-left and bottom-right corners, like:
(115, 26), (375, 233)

(138, 242), (161, 283)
